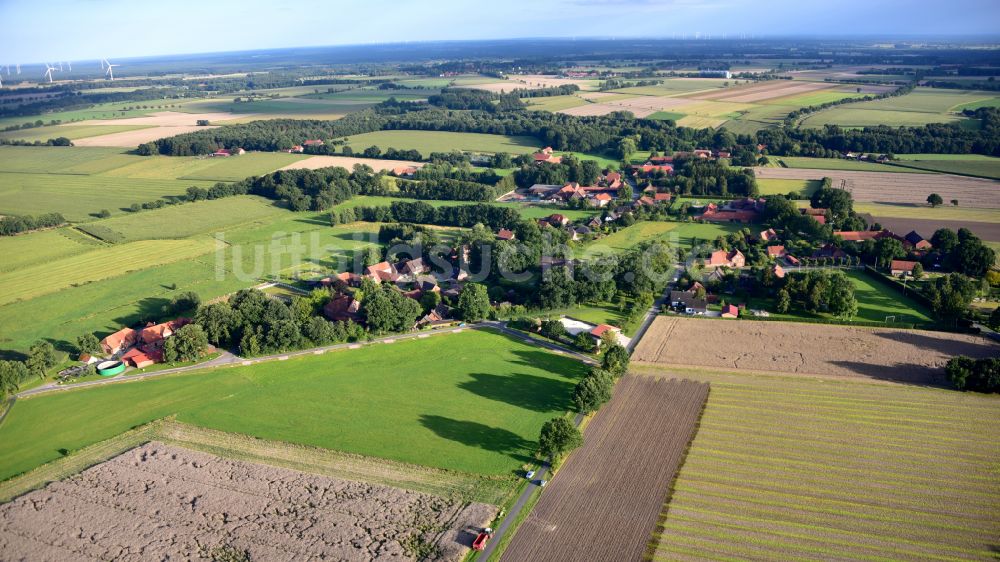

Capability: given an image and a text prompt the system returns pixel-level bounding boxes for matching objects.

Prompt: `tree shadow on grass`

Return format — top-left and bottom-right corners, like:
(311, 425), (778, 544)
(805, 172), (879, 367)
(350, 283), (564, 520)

(508, 348), (589, 380)
(419, 415), (535, 465)
(112, 296), (172, 328)
(459, 372), (573, 413)
(0, 348), (28, 362)
(44, 337), (75, 355)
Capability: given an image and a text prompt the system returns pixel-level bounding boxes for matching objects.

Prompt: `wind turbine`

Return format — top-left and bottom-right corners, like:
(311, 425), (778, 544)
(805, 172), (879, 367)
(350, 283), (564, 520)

(66, 61), (71, 71)
(15, 63), (20, 75)
(44, 64), (56, 83)
(58, 61), (63, 71)
(100, 58), (107, 70)
(105, 61), (119, 81)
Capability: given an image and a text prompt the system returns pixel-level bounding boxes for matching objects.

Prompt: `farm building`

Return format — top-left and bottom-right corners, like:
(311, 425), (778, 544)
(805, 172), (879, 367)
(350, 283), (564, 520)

(721, 304), (740, 319)
(890, 260), (920, 277)
(705, 249), (745, 268)
(766, 245), (787, 259)
(671, 291), (708, 315)
(100, 327), (137, 355)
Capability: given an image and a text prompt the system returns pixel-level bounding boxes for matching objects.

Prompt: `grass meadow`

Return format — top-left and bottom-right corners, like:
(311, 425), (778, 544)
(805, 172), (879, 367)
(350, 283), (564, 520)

(799, 88), (997, 129)
(775, 156), (928, 173)
(644, 366), (1000, 560)
(0, 329), (587, 481)
(885, 156), (1000, 180)
(852, 202), (1000, 223)
(756, 178), (821, 197)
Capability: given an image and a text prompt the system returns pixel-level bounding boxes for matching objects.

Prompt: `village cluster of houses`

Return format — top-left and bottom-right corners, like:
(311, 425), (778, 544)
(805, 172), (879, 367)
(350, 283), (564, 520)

(93, 319), (193, 368)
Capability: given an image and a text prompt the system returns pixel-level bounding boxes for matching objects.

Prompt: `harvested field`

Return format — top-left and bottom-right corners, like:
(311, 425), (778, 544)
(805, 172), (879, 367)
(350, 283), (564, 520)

(279, 155), (426, 172)
(0, 442), (495, 561)
(501, 376), (709, 562)
(558, 102), (652, 117)
(690, 80), (832, 103)
(638, 366), (1000, 561)
(70, 111), (245, 127)
(753, 167), (1000, 208)
(71, 125), (215, 147)
(873, 216), (1000, 243)
(604, 95), (693, 112)
(66, 111), (250, 147)
(633, 317), (999, 385)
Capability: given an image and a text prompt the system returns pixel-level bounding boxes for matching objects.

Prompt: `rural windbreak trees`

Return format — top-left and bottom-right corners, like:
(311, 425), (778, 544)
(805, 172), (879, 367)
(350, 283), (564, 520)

(538, 417), (583, 463)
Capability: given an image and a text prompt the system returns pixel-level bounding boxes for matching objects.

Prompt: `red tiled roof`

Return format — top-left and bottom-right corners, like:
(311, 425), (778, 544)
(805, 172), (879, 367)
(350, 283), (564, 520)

(766, 245), (786, 258)
(590, 324), (620, 337)
(890, 260), (918, 272)
(497, 228), (515, 240)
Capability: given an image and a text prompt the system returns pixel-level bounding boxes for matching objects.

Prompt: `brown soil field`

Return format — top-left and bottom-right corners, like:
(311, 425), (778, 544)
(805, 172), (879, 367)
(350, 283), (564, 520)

(0, 442), (495, 561)
(606, 96), (694, 112)
(70, 125), (217, 147)
(874, 216), (1000, 242)
(633, 317), (1000, 385)
(501, 376), (709, 562)
(689, 80), (830, 102)
(279, 155), (426, 172)
(73, 111), (246, 127)
(754, 167), (1000, 208)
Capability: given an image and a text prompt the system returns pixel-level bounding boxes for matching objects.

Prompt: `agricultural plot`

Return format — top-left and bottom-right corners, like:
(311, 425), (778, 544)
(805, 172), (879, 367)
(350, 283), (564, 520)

(581, 221), (678, 255)
(754, 167), (1000, 208)
(0, 123), (153, 143)
(669, 222), (742, 250)
(0, 172), (213, 221)
(886, 156), (1000, 180)
(641, 366), (1000, 561)
(0, 145), (129, 173)
(772, 156), (926, 172)
(78, 196), (286, 241)
(501, 376), (709, 562)
(633, 317), (999, 385)
(687, 80), (833, 103)
(0, 228), (100, 273)
(799, 88), (996, 129)
(279, 155), (425, 173)
(869, 216), (1000, 243)
(100, 152), (308, 181)
(755, 178), (821, 197)
(0, 329), (587, 481)
(0, 237), (217, 306)
(525, 95), (589, 112)
(344, 130), (539, 155)
(0, 442), (495, 562)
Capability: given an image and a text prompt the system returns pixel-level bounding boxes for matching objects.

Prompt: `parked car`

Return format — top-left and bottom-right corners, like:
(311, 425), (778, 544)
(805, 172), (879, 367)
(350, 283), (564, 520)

(525, 470), (535, 479)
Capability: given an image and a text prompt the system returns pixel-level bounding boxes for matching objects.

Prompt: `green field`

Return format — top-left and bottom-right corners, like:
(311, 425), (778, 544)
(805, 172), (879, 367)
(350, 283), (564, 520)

(0, 124), (153, 143)
(525, 95), (589, 112)
(0, 101), (183, 130)
(344, 130), (540, 155)
(647, 111), (686, 122)
(335, 195), (599, 221)
(885, 157), (1000, 180)
(747, 270), (934, 326)
(645, 366), (1000, 560)
(0, 171), (215, 221)
(0, 329), (586, 481)
(100, 152), (307, 181)
(79, 196), (286, 241)
(0, 228), (102, 272)
(671, 222), (743, 249)
(756, 178), (821, 197)
(776, 156), (927, 173)
(800, 88), (997, 129)
(582, 221), (678, 254)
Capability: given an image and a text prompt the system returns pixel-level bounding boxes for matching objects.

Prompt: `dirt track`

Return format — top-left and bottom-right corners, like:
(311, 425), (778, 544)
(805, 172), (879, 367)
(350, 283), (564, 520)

(0, 442), (494, 561)
(501, 376), (709, 562)
(754, 167), (1000, 208)
(633, 317), (1000, 385)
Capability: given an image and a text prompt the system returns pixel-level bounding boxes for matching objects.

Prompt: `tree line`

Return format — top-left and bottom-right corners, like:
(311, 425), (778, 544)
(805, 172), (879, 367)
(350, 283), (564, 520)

(0, 213), (66, 236)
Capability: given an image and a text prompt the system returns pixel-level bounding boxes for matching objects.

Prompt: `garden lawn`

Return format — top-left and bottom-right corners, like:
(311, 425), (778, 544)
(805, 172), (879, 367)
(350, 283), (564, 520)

(670, 222), (743, 249)
(344, 130), (539, 155)
(845, 270), (934, 324)
(582, 222), (678, 255)
(0, 329), (586, 481)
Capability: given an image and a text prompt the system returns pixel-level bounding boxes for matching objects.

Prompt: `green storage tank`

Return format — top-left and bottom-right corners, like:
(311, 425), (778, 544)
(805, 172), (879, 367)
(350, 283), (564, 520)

(96, 360), (125, 376)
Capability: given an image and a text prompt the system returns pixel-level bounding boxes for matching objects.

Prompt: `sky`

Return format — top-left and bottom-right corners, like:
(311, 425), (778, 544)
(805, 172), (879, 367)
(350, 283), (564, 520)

(2, 0), (999, 63)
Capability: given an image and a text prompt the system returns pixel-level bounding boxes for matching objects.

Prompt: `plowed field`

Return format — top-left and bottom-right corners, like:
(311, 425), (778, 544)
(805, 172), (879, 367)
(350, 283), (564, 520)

(501, 376), (709, 562)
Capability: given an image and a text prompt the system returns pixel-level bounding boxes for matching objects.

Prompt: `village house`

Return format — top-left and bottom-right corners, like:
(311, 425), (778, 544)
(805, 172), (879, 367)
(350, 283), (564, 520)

(721, 304), (739, 319)
(138, 318), (191, 352)
(904, 230), (932, 251)
(210, 147), (245, 157)
(812, 244), (848, 260)
(890, 259), (920, 277)
(392, 166), (419, 178)
(546, 213), (570, 227)
(324, 295), (362, 323)
(100, 327), (137, 356)
(532, 146), (562, 164)
(759, 228), (778, 242)
(670, 290), (707, 315)
(303, 139), (325, 147)
(705, 249), (746, 268)
(121, 348), (158, 369)
(287, 145), (304, 153)
(698, 197), (765, 224)
(496, 228), (516, 241)
(366, 261), (398, 283)
(772, 264), (786, 279)
(396, 257), (427, 279)
(589, 324), (622, 346)
(766, 245), (787, 259)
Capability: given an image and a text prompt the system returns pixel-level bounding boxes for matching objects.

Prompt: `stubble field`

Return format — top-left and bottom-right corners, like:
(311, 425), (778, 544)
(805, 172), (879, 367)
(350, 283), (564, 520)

(501, 376), (709, 562)
(0, 442), (495, 561)
(632, 317), (999, 385)
(640, 366), (1000, 561)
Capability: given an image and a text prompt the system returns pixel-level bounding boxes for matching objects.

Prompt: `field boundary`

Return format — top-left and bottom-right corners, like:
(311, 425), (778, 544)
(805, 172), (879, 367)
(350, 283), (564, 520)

(0, 418), (512, 505)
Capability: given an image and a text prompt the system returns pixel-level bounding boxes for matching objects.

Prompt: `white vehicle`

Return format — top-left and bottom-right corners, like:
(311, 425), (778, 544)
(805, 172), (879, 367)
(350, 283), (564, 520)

(539, 479), (548, 487)
(525, 470), (535, 479)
